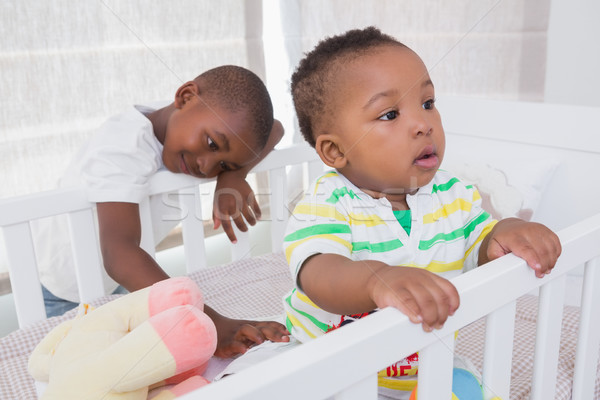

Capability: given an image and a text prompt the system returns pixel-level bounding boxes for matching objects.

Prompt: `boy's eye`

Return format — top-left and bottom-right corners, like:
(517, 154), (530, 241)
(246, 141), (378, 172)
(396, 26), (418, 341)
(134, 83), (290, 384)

(379, 110), (398, 121)
(207, 137), (218, 151)
(423, 99), (436, 110)
(219, 161), (231, 172)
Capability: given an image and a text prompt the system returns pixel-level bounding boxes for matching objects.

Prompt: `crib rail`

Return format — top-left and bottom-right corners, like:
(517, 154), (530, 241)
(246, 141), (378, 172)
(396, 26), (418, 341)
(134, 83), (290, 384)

(187, 213), (600, 400)
(0, 144), (322, 328)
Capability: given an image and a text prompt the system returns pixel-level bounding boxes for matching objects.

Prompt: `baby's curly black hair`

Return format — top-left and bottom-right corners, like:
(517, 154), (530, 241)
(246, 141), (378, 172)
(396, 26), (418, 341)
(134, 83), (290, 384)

(195, 65), (273, 149)
(291, 26), (406, 147)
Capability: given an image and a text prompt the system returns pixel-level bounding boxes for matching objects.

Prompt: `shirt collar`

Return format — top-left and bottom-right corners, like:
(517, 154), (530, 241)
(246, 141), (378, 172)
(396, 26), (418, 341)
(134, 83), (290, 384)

(335, 170), (435, 202)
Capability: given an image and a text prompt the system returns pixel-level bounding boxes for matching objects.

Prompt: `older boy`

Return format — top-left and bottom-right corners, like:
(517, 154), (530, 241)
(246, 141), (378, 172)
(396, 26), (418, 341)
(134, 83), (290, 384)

(284, 27), (560, 397)
(37, 65), (288, 357)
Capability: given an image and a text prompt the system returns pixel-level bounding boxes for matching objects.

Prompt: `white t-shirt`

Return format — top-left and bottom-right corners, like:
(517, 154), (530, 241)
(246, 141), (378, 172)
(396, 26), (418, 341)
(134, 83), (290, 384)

(35, 102), (175, 302)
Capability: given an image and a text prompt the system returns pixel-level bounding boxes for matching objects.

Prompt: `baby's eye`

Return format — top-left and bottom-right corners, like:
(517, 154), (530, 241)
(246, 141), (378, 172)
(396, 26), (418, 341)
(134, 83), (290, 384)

(219, 161), (231, 172)
(423, 99), (436, 110)
(207, 137), (218, 151)
(379, 110), (398, 121)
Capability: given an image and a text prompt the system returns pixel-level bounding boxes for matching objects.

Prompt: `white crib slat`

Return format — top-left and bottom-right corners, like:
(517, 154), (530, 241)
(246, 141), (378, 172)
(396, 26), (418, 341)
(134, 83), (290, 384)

(416, 334), (454, 400)
(2, 223), (46, 327)
(530, 276), (566, 400)
(482, 300), (516, 400)
(572, 257), (600, 400)
(231, 225), (251, 261)
(269, 167), (288, 252)
(308, 159), (324, 183)
(179, 186), (207, 272)
(334, 373), (377, 400)
(67, 209), (105, 302)
(138, 197), (156, 258)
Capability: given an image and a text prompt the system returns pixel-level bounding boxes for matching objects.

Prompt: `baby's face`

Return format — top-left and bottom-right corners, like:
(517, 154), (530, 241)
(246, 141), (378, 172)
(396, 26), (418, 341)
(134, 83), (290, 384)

(328, 45), (445, 196)
(162, 98), (259, 178)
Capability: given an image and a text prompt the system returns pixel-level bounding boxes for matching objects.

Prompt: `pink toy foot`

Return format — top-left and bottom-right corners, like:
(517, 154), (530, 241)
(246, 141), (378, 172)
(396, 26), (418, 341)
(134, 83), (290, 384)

(149, 277), (204, 317)
(149, 304), (217, 375)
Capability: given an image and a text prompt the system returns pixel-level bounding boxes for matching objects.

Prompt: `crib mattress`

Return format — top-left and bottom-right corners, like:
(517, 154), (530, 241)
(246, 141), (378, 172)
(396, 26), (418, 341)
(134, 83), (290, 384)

(1, 252), (597, 399)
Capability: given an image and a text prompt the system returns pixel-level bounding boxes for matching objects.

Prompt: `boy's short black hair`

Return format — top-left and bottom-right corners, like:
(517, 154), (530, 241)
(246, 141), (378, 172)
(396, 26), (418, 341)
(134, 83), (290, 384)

(291, 26), (406, 147)
(195, 65), (273, 149)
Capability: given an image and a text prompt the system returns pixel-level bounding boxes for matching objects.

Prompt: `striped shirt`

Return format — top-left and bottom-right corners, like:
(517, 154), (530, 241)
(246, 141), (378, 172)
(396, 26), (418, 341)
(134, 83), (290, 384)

(283, 169), (496, 342)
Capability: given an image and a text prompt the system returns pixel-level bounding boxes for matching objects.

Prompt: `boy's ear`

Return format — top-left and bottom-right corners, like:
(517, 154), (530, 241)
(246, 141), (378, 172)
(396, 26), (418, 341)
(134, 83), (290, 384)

(174, 81), (200, 109)
(315, 134), (347, 169)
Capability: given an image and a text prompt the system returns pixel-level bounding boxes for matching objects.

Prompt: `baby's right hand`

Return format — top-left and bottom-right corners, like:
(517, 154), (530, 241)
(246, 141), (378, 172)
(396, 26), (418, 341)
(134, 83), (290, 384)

(367, 266), (460, 332)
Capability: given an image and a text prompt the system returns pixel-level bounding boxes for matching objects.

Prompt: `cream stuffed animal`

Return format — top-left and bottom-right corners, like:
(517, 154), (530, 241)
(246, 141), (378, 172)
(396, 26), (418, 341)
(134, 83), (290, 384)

(28, 276), (217, 399)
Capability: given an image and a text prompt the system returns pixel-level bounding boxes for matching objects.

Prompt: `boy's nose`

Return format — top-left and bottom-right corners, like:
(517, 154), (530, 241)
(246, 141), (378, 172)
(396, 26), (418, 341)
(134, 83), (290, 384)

(205, 163), (221, 177)
(196, 156), (220, 178)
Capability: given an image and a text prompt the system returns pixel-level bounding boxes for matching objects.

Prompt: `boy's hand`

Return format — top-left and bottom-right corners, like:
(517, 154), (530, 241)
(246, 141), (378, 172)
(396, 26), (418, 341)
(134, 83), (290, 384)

(211, 316), (290, 358)
(211, 119), (284, 243)
(479, 218), (562, 278)
(213, 171), (261, 243)
(367, 266), (460, 332)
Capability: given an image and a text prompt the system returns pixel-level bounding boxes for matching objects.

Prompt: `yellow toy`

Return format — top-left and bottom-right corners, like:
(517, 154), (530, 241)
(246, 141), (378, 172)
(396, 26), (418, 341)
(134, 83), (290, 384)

(28, 277), (217, 399)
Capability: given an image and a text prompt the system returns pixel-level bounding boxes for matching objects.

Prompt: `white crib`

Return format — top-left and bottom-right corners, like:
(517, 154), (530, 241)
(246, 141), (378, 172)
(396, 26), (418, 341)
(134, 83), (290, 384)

(1, 96), (599, 400)
(191, 214), (600, 400)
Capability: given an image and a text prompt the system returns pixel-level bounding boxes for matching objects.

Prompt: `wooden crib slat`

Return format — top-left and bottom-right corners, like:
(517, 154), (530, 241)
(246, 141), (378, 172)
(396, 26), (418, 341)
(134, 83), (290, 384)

(572, 257), (600, 400)
(179, 186), (208, 272)
(2, 223), (46, 327)
(0, 187), (91, 226)
(530, 276), (566, 400)
(417, 334), (454, 400)
(231, 226), (250, 261)
(308, 159), (324, 183)
(269, 167), (288, 253)
(482, 300), (516, 400)
(251, 144), (320, 174)
(67, 208), (105, 302)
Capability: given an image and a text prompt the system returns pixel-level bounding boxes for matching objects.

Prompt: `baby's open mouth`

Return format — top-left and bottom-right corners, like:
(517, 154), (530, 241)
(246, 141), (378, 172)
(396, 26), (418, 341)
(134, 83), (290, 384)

(414, 146), (439, 169)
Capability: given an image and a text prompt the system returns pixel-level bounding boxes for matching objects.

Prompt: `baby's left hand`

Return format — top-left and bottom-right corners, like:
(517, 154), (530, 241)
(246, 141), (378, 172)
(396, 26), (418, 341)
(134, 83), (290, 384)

(480, 218), (562, 278)
(213, 317), (290, 358)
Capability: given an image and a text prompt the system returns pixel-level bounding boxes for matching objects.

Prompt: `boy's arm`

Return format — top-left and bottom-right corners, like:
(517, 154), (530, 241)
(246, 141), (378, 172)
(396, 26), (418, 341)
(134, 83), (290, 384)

(213, 119), (284, 242)
(97, 201), (289, 353)
(478, 217), (562, 277)
(299, 253), (460, 332)
(96, 202), (169, 291)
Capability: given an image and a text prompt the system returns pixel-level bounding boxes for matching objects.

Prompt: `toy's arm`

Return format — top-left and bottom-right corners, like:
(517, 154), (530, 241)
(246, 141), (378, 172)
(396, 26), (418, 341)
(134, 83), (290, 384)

(28, 319), (74, 382)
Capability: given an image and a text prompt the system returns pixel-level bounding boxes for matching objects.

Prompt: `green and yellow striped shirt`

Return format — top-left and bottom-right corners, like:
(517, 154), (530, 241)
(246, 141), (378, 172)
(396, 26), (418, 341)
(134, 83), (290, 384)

(283, 170), (496, 342)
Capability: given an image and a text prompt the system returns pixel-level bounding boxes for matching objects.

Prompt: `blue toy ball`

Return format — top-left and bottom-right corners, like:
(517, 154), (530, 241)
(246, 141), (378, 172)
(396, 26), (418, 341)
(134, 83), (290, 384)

(409, 367), (484, 399)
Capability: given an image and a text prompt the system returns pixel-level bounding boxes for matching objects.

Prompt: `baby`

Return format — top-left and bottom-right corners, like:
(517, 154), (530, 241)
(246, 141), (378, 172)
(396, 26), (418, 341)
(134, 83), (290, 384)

(283, 26), (561, 398)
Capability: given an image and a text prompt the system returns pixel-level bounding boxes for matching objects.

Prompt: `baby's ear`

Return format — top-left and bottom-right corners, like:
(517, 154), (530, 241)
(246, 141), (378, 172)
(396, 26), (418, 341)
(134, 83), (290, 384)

(174, 81), (200, 108)
(315, 134), (347, 169)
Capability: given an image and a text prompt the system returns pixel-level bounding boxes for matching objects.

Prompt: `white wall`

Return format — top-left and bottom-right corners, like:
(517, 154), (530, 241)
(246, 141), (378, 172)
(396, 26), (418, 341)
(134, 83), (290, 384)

(545, 0), (600, 106)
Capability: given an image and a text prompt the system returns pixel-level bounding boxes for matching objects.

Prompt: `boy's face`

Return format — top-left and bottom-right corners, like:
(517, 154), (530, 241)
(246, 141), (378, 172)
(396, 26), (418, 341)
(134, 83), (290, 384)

(323, 45), (445, 197)
(162, 97), (259, 178)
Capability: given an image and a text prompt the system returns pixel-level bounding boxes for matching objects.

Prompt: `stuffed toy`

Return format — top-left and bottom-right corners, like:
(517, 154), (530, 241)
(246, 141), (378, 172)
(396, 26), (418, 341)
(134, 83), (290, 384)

(28, 276), (217, 400)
